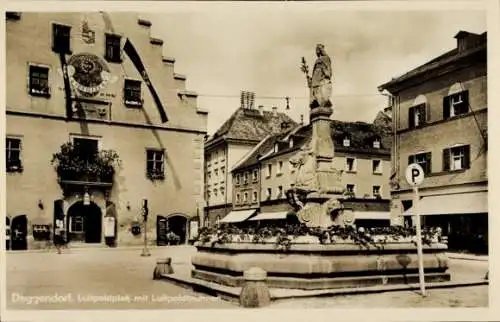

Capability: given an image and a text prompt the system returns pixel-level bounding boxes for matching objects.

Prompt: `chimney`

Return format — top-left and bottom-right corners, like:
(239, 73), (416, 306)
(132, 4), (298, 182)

(272, 106), (278, 116)
(258, 105), (264, 115)
(455, 31), (484, 52)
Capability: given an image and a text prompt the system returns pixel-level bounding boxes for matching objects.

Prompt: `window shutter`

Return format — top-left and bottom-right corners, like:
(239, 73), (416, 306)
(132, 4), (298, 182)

(425, 103), (431, 122)
(408, 155), (415, 166)
(443, 148), (450, 171)
(408, 106), (415, 129)
(462, 90), (470, 114)
(464, 145), (471, 169)
(425, 152), (432, 174)
(443, 96), (450, 120)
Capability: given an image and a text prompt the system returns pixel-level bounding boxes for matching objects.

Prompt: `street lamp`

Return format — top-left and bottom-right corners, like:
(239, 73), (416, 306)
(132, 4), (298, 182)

(140, 199), (151, 257)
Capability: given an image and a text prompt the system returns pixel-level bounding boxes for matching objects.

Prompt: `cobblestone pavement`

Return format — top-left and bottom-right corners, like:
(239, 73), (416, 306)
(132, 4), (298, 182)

(6, 246), (232, 309)
(6, 246), (488, 309)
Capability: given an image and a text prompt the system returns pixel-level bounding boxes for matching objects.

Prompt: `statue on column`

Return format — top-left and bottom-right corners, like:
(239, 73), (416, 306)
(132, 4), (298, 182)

(301, 44), (333, 109)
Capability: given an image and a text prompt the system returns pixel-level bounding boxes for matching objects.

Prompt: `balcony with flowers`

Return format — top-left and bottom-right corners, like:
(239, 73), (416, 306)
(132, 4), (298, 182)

(51, 142), (121, 188)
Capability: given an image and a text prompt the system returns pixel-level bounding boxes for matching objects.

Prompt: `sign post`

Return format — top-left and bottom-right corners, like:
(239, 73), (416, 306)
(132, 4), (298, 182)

(405, 163), (426, 297)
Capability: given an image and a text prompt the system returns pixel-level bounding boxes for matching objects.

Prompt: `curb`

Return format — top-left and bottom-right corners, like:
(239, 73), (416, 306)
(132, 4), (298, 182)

(447, 253), (489, 262)
(5, 245), (194, 254)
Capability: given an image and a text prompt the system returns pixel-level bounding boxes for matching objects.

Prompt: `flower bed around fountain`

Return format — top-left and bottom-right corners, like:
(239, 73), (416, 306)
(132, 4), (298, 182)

(191, 224), (451, 290)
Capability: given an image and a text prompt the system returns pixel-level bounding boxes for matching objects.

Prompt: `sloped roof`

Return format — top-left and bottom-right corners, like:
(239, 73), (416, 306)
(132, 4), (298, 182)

(379, 31), (486, 92)
(258, 117), (392, 162)
(207, 107), (297, 145)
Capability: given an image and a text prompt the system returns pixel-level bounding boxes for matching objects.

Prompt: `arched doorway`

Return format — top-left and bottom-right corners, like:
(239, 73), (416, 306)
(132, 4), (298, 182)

(163, 214), (188, 245)
(67, 201), (102, 243)
(11, 215), (27, 250)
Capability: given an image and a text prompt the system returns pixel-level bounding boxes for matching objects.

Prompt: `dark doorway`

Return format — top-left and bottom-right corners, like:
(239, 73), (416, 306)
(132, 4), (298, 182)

(156, 216), (168, 246)
(67, 201), (102, 243)
(11, 215), (28, 250)
(166, 215), (187, 245)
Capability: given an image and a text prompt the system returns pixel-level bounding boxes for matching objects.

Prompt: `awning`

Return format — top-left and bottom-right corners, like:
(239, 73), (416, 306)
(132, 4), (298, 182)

(354, 211), (391, 220)
(402, 191), (488, 216)
(220, 209), (257, 223)
(248, 211), (289, 221)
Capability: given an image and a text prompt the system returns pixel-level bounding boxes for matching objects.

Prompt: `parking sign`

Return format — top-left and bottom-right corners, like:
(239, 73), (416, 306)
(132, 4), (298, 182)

(405, 163), (425, 186)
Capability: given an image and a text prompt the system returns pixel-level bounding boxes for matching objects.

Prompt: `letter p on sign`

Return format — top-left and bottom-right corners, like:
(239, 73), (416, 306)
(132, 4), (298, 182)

(405, 163), (425, 187)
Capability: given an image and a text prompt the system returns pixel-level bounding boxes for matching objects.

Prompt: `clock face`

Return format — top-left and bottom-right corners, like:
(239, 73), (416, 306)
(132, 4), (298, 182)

(67, 53), (112, 97)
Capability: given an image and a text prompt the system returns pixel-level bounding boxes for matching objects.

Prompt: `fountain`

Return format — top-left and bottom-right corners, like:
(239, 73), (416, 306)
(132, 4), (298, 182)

(169, 45), (450, 298)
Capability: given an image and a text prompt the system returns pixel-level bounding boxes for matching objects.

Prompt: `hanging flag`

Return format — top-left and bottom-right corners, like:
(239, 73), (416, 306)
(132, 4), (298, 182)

(123, 38), (168, 123)
(58, 52), (73, 119)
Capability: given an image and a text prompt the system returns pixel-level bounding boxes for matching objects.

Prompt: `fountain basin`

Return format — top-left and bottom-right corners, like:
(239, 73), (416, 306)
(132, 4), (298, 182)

(191, 239), (451, 290)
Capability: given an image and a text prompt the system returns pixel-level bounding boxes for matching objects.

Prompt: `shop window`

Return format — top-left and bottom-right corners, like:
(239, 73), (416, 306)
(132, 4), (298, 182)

(52, 23), (71, 54)
(124, 79), (143, 107)
(29, 65), (51, 97)
(105, 34), (122, 63)
(6, 137), (22, 173)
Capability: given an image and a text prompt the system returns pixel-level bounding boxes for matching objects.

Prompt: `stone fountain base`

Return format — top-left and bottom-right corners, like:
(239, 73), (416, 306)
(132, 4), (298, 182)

(190, 240), (451, 291)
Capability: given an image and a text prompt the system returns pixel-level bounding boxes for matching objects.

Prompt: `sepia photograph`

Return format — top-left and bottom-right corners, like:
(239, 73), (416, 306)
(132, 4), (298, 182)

(1, 1), (494, 320)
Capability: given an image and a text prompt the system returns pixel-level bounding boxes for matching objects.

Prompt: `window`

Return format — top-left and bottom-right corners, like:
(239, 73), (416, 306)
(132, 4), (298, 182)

(207, 171), (211, 180)
(289, 161), (296, 173)
(124, 79), (142, 107)
(408, 152), (431, 174)
(236, 193), (241, 204)
(443, 145), (470, 171)
(346, 184), (355, 195)
(29, 65), (50, 97)
(373, 185), (381, 198)
(444, 91), (469, 119)
(266, 188), (272, 200)
(220, 187), (225, 196)
(274, 143), (279, 153)
(266, 164), (272, 177)
(373, 138), (381, 149)
(6, 137), (22, 172)
(346, 157), (356, 172)
(252, 169), (258, 181)
(372, 160), (382, 174)
(252, 191), (258, 202)
(343, 137), (351, 147)
(207, 190), (211, 199)
(236, 174), (240, 185)
(73, 137), (98, 161)
(243, 192), (248, 203)
(70, 215), (84, 233)
(214, 169), (219, 177)
(214, 188), (218, 196)
(409, 104), (427, 128)
(277, 161), (283, 174)
(52, 23), (71, 54)
(244, 172), (249, 184)
(221, 166), (225, 176)
(289, 139), (294, 148)
(105, 34), (122, 63)
(146, 149), (165, 179)
(277, 186), (283, 198)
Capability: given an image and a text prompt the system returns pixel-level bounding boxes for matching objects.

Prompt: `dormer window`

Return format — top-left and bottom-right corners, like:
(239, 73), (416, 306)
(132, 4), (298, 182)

(274, 143), (279, 153)
(373, 138), (381, 149)
(289, 138), (294, 148)
(343, 137), (351, 147)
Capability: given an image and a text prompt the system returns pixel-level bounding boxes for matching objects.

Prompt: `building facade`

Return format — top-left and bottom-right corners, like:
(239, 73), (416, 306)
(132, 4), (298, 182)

(229, 115), (394, 227)
(204, 104), (296, 226)
(5, 12), (207, 249)
(379, 30), (487, 253)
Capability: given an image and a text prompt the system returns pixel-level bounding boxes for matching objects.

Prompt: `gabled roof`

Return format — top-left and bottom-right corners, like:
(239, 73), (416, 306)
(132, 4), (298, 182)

(206, 107), (297, 147)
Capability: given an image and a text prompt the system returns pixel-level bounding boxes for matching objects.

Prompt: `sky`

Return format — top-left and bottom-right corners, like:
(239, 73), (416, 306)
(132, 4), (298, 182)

(144, 6), (485, 135)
